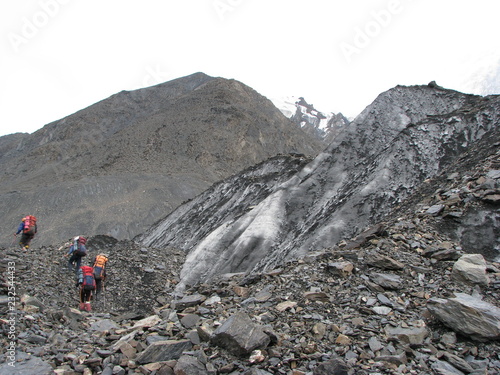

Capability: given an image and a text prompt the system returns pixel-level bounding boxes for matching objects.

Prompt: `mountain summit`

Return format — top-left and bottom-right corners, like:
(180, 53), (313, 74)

(0, 73), (324, 246)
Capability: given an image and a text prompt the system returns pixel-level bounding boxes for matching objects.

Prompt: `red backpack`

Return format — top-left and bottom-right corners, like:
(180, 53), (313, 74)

(23, 215), (37, 235)
(81, 266), (96, 291)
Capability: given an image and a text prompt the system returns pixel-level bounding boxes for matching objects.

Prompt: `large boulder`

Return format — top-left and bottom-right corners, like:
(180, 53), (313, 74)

(451, 254), (490, 286)
(427, 293), (500, 341)
(210, 312), (270, 356)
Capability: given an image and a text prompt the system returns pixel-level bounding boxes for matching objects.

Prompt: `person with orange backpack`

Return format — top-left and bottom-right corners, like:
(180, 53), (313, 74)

(92, 254), (109, 296)
(15, 215), (37, 250)
(76, 265), (96, 311)
(65, 236), (88, 273)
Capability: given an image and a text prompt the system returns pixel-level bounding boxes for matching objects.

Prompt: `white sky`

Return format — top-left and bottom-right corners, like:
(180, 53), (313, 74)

(1, 0), (499, 137)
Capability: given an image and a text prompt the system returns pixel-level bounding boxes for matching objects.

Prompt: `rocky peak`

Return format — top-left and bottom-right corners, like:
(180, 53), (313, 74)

(0, 73), (324, 246)
(138, 84), (500, 291)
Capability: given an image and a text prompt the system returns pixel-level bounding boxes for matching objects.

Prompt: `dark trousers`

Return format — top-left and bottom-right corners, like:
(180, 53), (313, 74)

(19, 233), (34, 248)
(68, 255), (83, 272)
(80, 287), (93, 303)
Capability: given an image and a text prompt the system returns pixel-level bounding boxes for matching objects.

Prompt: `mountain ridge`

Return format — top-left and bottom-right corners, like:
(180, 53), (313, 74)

(0, 73), (325, 246)
(138, 84), (500, 290)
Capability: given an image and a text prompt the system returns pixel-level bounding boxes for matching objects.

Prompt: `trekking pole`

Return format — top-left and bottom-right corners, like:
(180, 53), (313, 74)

(11, 234), (17, 248)
(103, 280), (106, 310)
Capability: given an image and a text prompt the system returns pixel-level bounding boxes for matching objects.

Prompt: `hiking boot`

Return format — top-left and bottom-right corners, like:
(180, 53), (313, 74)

(84, 303), (91, 312)
(79, 303), (85, 311)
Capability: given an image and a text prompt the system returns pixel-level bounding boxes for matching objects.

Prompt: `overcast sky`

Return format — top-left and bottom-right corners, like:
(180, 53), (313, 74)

(1, 0), (499, 137)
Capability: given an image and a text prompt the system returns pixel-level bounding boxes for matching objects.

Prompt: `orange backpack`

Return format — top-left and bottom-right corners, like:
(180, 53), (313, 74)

(93, 255), (108, 280)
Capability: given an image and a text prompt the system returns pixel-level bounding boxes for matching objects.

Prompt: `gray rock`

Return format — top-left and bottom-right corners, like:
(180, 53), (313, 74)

(326, 261), (354, 278)
(427, 293), (500, 341)
(136, 339), (193, 364)
(426, 204), (445, 216)
(451, 254), (490, 286)
(368, 336), (384, 352)
(172, 294), (207, 311)
(312, 357), (349, 375)
(180, 313), (200, 328)
(365, 253), (404, 270)
(385, 325), (429, 346)
(442, 352), (475, 373)
(90, 318), (120, 332)
(370, 273), (403, 290)
(0, 357), (53, 375)
(210, 312), (270, 356)
(431, 359), (465, 375)
(174, 355), (208, 375)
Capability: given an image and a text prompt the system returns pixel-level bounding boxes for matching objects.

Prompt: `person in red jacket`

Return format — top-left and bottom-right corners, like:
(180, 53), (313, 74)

(76, 265), (96, 311)
(15, 215), (37, 250)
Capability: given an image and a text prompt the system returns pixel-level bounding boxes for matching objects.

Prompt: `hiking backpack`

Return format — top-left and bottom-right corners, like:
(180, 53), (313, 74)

(73, 236), (87, 257)
(93, 255), (108, 280)
(80, 266), (96, 291)
(23, 215), (37, 235)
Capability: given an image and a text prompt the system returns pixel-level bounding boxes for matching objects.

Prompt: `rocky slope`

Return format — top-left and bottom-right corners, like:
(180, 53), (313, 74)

(139, 84), (500, 291)
(1, 182), (499, 374)
(0, 73), (324, 246)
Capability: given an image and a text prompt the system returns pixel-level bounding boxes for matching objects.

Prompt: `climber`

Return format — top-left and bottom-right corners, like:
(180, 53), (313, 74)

(92, 253), (109, 295)
(65, 236), (88, 273)
(14, 215), (37, 250)
(76, 265), (96, 311)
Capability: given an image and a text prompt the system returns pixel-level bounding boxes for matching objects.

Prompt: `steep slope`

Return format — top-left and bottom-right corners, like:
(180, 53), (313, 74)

(139, 85), (500, 290)
(0, 73), (324, 246)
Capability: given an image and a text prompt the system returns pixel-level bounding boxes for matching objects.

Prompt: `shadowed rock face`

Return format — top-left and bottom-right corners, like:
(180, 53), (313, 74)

(0, 73), (324, 246)
(138, 85), (500, 290)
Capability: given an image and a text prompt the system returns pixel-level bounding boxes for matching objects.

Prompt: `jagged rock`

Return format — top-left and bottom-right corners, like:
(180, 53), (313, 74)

(375, 352), (408, 366)
(303, 291), (329, 302)
(484, 193), (500, 204)
(90, 319), (120, 332)
(370, 273), (403, 290)
(385, 324), (429, 345)
(344, 224), (387, 250)
(173, 354), (208, 375)
(451, 254), (490, 286)
(171, 294), (206, 311)
(326, 262), (354, 278)
(312, 357), (349, 375)
(426, 204), (445, 216)
(0, 357), (53, 375)
(431, 360), (465, 375)
(136, 339), (193, 364)
(365, 253), (404, 270)
(427, 293), (500, 341)
(441, 352), (475, 373)
(130, 315), (162, 330)
(210, 312), (271, 356)
(180, 313), (200, 328)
